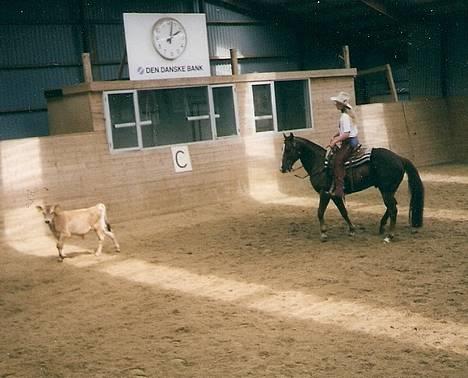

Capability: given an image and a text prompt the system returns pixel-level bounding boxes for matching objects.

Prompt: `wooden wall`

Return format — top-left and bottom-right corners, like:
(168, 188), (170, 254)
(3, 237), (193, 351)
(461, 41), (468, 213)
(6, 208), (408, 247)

(357, 98), (454, 166)
(446, 96), (468, 161)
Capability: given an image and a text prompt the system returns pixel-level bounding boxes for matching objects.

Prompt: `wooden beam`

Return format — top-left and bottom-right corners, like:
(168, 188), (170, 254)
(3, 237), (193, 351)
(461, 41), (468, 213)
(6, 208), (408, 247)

(360, 0), (398, 21)
(342, 45), (350, 68)
(357, 64), (398, 102)
(81, 53), (93, 83)
(385, 64), (398, 102)
(357, 65), (387, 76)
(230, 48), (239, 75)
(117, 48), (127, 80)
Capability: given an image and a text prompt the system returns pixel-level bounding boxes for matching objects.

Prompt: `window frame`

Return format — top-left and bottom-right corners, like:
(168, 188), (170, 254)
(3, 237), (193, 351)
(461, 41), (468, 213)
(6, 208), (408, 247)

(103, 84), (239, 153)
(251, 79), (314, 134)
(251, 81), (278, 133)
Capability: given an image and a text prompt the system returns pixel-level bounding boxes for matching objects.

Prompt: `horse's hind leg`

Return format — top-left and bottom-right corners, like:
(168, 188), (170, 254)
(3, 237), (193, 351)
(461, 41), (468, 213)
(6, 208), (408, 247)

(379, 209), (390, 235)
(380, 192), (398, 242)
(318, 191), (331, 241)
(332, 196), (356, 236)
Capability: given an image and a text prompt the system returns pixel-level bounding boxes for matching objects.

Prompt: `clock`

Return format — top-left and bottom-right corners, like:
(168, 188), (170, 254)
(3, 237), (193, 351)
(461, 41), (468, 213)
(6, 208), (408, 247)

(152, 17), (187, 60)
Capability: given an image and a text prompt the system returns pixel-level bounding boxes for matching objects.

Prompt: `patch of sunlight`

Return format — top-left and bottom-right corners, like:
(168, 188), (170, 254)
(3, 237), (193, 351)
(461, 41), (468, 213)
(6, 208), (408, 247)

(4, 232), (101, 260)
(243, 135), (302, 203)
(358, 103), (391, 149)
(348, 203), (468, 222)
(248, 290), (467, 355)
(246, 191), (468, 222)
(1, 138), (43, 189)
(421, 173), (468, 185)
(99, 259), (269, 301)
(97, 258), (468, 356)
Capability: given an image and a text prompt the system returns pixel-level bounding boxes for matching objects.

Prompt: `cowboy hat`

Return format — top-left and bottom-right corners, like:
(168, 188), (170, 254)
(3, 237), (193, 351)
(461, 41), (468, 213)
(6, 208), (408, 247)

(330, 91), (352, 109)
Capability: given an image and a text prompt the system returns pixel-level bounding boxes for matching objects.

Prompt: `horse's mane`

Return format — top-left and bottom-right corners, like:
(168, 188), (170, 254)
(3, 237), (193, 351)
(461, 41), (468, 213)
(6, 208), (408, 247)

(294, 136), (326, 156)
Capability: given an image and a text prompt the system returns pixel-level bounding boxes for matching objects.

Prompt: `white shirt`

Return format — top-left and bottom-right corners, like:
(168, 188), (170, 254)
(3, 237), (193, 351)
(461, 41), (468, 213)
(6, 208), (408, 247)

(339, 113), (358, 137)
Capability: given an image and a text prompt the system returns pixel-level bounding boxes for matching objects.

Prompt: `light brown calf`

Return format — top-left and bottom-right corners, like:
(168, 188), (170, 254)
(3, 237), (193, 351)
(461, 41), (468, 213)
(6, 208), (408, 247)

(36, 203), (120, 261)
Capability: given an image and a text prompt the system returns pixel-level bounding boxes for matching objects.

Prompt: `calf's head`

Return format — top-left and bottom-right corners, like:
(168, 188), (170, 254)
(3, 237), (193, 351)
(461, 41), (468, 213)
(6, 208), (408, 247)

(36, 205), (61, 225)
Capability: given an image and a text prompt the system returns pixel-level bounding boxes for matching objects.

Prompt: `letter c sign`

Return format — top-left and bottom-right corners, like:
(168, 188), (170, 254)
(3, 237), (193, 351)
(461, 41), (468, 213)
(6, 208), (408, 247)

(171, 145), (192, 173)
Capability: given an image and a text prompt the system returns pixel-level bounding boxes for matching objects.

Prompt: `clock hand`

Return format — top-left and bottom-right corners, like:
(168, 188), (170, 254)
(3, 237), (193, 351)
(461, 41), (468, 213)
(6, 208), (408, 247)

(166, 31), (181, 43)
(169, 21), (173, 44)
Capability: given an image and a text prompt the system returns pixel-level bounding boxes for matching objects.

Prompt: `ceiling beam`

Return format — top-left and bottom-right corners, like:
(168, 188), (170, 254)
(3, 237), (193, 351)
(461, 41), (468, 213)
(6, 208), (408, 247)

(359, 0), (398, 21)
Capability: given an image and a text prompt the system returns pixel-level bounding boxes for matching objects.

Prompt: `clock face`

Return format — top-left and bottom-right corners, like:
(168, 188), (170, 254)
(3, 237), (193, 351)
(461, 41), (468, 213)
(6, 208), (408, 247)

(152, 17), (187, 60)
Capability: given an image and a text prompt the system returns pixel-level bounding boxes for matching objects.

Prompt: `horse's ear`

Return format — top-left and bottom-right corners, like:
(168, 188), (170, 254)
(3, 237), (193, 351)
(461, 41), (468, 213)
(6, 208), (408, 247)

(284, 132), (294, 141)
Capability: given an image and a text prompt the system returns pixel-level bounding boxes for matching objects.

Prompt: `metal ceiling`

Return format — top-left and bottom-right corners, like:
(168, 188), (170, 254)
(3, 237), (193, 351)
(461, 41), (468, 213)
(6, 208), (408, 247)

(212, 0), (468, 35)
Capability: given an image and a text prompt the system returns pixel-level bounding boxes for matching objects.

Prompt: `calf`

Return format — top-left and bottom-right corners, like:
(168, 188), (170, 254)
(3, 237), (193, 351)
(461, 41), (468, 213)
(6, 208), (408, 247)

(36, 203), (120, 261)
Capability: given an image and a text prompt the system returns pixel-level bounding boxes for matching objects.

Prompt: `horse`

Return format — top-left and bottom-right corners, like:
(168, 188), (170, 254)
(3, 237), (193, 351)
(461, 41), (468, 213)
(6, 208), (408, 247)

(280, 133), (424, 242)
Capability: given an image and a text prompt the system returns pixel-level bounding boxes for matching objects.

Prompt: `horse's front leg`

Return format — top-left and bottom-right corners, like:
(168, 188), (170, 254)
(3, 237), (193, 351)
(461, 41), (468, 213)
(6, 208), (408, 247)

(318, 191), (331, 241)
(332, 196), (356, 236)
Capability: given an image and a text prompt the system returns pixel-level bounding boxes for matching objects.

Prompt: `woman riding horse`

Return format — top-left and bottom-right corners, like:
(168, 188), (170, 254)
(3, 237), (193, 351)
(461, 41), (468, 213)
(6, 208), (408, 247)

(328, 91), (359, 198)
(280, 133), (424, 242)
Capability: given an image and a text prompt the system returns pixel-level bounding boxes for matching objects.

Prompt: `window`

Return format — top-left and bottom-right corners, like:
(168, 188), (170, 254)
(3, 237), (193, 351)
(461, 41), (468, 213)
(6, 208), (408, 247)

(105, 91), (139, 151)
(251, 80), (312, 133)
(275, 80), (312, 131)
(252, 83), (276, 132)
(104, 85), (238, 152)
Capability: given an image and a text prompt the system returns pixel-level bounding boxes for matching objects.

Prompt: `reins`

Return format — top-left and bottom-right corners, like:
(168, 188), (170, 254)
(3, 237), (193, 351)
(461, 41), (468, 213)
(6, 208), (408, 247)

(294, 165), (326, 179)
(292, 165), (309, 179)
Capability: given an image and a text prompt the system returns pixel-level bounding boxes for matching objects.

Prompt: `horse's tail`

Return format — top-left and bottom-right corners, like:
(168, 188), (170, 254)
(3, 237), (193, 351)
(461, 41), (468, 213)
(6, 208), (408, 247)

(401, 157), (424, 227)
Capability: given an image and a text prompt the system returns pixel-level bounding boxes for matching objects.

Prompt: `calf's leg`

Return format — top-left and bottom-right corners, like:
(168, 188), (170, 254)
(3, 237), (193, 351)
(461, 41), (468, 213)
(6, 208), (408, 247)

(56, 234), (66, 262)
(95, 229), (105, 256)
(103, 229), (120, 252)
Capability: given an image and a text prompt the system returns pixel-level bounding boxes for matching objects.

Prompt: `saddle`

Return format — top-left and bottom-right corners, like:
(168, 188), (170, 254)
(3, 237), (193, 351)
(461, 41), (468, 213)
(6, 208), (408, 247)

(324, 145), (372, 170)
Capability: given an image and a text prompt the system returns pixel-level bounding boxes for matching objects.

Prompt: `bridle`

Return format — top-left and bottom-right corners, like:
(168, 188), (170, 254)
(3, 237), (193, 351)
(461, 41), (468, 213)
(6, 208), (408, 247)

(285, 142), (326, 180)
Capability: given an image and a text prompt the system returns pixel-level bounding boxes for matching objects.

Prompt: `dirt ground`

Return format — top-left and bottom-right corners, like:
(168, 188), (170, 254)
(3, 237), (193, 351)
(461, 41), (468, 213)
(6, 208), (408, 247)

(1, 163), (467, 377)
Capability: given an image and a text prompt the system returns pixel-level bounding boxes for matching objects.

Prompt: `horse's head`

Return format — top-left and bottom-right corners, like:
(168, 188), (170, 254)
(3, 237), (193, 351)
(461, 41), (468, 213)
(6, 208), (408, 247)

(280, 133), (300, 173)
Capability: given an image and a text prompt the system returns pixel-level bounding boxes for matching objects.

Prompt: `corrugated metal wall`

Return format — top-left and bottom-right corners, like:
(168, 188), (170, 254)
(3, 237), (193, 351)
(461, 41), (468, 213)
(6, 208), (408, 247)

(204, 2), (299, 75)
(0, 0), (83, 139)
(446, 19), (468, 96)
(1, 1), (467, 140)
(407, 22), (442, 98)
(0, 0), (301, 140)
(0, 0), (194, 140)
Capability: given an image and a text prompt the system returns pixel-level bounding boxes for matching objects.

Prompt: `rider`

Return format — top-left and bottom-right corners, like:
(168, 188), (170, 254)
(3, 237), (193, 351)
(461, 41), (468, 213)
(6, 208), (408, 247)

(327, 91), (359, 198)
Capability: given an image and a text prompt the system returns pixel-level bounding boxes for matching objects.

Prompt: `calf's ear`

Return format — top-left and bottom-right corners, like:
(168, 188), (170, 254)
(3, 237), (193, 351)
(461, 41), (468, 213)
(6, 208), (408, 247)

(35, 205), (44, 212)
(52, 204), (62, 213)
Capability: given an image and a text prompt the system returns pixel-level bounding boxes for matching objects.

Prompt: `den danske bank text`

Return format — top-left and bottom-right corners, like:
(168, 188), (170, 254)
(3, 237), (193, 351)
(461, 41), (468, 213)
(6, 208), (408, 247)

(139, 64), (204, 74)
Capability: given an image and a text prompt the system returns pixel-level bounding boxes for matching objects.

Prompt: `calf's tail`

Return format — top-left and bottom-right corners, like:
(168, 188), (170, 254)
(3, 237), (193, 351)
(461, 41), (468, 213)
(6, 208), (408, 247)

(402, 157), (424, 227)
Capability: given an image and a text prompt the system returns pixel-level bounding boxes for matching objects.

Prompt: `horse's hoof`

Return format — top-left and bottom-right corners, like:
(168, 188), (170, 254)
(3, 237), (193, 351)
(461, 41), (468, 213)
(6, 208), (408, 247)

(383, 236), (392, 243)
(348, 231), (355, 237)
(320, 234), (328, 242)
(411, 228), (419, 234)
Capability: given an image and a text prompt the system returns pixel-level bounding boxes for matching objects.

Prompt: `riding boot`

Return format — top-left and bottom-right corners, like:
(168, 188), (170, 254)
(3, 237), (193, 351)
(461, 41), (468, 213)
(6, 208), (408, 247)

(334, 174), (345, 197)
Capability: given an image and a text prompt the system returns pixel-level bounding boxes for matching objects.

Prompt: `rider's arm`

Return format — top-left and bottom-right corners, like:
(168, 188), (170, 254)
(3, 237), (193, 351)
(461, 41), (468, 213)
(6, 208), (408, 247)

(329, 131), (350, 147)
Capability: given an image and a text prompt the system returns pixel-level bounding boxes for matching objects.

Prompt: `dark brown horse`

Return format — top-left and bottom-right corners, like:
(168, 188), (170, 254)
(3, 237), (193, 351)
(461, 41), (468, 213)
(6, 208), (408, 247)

(280, 133), (424, 242)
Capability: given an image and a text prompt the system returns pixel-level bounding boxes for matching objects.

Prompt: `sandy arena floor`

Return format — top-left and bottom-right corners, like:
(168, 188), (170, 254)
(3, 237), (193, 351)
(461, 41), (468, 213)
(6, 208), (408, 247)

(1, 163), (467, 377)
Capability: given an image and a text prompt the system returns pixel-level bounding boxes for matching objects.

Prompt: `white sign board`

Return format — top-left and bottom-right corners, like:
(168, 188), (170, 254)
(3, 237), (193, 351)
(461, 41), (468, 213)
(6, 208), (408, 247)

(123, 13), (211, 80)
(171, 146), (193, 173)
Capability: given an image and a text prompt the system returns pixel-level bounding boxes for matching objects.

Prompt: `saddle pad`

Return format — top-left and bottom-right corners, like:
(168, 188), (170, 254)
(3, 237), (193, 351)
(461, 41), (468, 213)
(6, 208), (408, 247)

(324, 148), (372, 169)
